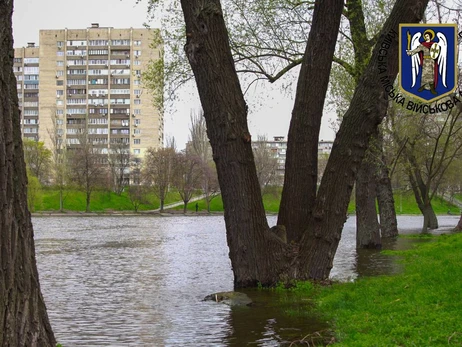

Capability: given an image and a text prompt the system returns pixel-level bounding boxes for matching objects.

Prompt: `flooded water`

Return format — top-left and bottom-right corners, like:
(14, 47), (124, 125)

(32, 215), (460, 346)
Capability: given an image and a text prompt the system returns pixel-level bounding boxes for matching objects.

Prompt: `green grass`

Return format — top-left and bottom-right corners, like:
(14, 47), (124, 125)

(35, 188), (182, 212)
(315, 232), (462, 346)
(34, 186), (460, 214)
(179, 189), (458, 215)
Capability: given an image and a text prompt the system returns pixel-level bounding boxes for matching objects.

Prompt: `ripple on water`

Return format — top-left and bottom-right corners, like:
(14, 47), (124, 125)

(33, 214), (460, 346)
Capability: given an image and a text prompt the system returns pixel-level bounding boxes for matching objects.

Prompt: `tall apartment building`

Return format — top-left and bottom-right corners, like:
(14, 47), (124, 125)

(14, 23), (163, 158)
(14, 43), (40, 141)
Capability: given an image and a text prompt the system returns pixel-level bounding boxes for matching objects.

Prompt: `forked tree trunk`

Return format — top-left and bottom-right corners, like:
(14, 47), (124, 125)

(356, 148), (381, 249)
(277, 0), (344, 243)
(0, 1), (56, 345)
(295, 0), (428, 279)
(180, 0), (428, 284)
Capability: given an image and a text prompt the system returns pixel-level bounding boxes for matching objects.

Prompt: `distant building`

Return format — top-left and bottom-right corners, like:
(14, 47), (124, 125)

(252, 136), (335, 177)
(13, 23), (163, 159)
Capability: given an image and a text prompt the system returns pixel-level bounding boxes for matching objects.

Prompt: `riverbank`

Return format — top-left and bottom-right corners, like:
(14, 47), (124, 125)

(312, 231), (462, 345)
(31, 188), (460, 215)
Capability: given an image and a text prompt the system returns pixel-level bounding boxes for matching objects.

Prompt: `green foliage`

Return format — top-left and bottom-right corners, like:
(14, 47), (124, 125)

(316, 233), (462, 345)
(27, 170), (42, 212)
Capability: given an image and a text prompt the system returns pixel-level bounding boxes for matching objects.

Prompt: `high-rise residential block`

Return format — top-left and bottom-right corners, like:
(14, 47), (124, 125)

(14, 23), (163, 159)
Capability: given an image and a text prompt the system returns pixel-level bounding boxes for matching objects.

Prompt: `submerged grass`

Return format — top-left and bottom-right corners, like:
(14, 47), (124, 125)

(315, 232), (462, 346)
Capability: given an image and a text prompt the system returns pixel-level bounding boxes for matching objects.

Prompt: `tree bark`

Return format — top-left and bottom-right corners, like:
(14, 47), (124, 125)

(376, 132), (398, 237)
(422, 202), (439, 232)
(355, 146), (381, 249)
(277, 0), (344, 243)
(454, 213), (462, 232)
(0, 1), (56, 345)
(296, 0), (428, 279)
(180, 0), (428, 284)
(181, 0), (290, 287)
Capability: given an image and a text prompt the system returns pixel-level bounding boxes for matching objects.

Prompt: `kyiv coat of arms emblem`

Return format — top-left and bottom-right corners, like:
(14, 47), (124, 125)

(399, 24), (458, 103)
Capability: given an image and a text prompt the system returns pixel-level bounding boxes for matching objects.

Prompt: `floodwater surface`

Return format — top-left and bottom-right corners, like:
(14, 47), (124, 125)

(33, 215), (459, 346)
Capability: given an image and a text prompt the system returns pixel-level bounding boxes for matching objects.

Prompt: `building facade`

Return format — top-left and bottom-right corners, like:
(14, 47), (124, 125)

(254, 136), (335, 177)
(14, 23), (163, 158)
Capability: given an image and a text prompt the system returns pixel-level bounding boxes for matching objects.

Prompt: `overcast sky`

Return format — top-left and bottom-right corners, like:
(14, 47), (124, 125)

(12, 0), (335, 149)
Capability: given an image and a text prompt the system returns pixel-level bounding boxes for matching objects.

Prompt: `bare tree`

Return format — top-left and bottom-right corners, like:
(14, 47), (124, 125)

(0, 0), (56, 343)
(143, 146), (176, 212)
(68, 130), (108, 212)
(108, 142), (131, 195)
(188, 110), (220, 211)
(48, 114), (69, 212)
(253, 135), (280, 196)
(390, 100), (462, 232)
(172, 151), (202, 213)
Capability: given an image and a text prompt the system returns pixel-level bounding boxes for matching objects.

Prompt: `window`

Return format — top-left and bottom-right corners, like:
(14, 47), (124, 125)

(111, 39), (130, 46)
(133, 80), (140, 85)
(56, 80), (64, 86)
(67, 79), (86, 86)
(134, 129), (141, 134)
(134, 50), (141, 56)
(134, 119), (140, 125)
(133, 149), (140, 154)
(56, 70), (64, 76)
(134, 99), (141, 105)
(24, 58), (39, 64)
(56, 90), (64, 96)
(56, 109), (63, 115)
(57, 41), (64, 47)
(67, 40), (87, 46)
(134, 60), (141, 66)
(13, 66), (23, 72)
(56, 119), (64, 125)
(134, 89), (141, 95)
(56, 100), (63, 106)
(14, 58), (22, 63)
(57, 61), (64, 66)
(133, 139), (141, 144)
(24, 66), (39, 74)
(57, 51), (64, 56)
(89, 40), (108, 46)
(89, 49), (109, 55)
(134, 109), (141, 114)
(134, 40), (141, 46)
(23, 109), (38, 116)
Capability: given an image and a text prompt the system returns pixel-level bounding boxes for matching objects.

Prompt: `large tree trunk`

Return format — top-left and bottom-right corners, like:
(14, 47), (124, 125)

(454, 213), (462, 232)
(376, 133), (398, 237)
(277, 0), (344, 243)
(422, 202), (439, 232)
(0, 1), (56, 345)
(181, 0), (289, 287)
(296, 0), (428, 279)
(180, 0), (428, 284)
(355, 147), (381, 249)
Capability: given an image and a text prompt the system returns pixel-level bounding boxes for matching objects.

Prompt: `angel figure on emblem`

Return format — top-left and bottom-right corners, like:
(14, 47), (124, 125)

(406, 28), (448, 95)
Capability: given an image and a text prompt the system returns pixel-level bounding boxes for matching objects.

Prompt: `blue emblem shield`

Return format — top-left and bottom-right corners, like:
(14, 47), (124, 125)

(399, 24), (458, 103)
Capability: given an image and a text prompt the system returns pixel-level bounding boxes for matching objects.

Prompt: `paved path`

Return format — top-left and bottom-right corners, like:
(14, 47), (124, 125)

(148, 194), (209, 212)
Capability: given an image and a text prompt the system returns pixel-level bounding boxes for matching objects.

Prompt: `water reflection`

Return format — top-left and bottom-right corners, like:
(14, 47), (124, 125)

(33, 215), (460, 346)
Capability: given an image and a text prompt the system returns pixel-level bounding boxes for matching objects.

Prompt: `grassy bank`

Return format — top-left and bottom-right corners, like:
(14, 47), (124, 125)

(33, 187), (459, 214)
(33, 188), (182, 212)
(180, 189), (459, 215)
(313, 232), (462, 345)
